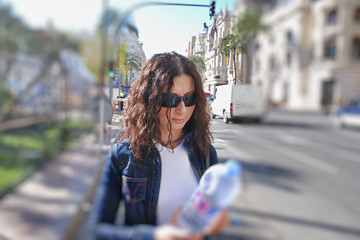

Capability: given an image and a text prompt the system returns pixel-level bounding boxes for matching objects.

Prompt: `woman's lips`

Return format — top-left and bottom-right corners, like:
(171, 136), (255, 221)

(173, 118), (184, 124)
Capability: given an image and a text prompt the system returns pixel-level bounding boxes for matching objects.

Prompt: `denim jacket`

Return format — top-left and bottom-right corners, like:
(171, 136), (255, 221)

(88, 133), (218, 240)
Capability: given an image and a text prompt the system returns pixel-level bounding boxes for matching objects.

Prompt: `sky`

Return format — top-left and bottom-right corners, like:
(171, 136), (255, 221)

(3, 0), (235, 59)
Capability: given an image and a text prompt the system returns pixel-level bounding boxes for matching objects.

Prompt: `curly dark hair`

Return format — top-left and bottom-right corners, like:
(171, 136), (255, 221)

(118, 52), (212, 160)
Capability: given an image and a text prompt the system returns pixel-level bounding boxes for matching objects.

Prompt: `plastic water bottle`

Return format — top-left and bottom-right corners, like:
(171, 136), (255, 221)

(176, 159), (242, 233)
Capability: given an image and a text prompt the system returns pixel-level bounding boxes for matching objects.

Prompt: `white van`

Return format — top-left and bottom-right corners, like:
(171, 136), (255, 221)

(210, 84), (267, 123)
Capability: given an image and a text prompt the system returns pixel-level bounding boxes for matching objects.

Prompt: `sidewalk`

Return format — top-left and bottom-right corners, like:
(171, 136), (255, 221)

(0, 114), (122, 240)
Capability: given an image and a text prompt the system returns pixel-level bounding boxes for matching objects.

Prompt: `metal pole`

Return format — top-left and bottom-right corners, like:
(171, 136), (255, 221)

(99, 0), (108, 149)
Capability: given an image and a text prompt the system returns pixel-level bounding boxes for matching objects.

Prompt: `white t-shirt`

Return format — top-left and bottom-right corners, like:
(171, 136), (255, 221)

(155, 139), (198, 225)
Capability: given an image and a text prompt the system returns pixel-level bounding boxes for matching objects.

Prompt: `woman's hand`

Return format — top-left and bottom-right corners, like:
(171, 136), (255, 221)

(154, 225), (203, 240)
(154, 208), (203, 240)
(204, 210), (230, 235)
(154, 208), (230, 239)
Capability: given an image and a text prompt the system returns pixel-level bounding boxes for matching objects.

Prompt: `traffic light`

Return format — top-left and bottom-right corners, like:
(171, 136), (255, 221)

(209, 1), (215, 19)
(108, 61), (114, 78)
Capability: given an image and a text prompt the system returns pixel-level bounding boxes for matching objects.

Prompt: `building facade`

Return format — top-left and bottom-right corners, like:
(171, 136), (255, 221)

(250, 0), (360, 111)
(188, 7), (235, 95)
(188, 0), (360, 112)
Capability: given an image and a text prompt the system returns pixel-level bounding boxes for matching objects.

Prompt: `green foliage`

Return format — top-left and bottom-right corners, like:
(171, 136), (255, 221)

(0, 120), (95, 196)
(0, 84), (14, 121)
(232, 10), (266, 54)
(0, 4), (79, 57)
(234, 10), (266, 40)
(221, 34), (245, 56)
(118, 46), (141, 83)
(94, 8), (139, 83)
(97, 8), (138, 36)
(78, 35), (101, 80)
(118, 43), (128, 76)
(225, 10), (267, 84)
(126, 51), (141, 70)
(189, 55), (206, 73)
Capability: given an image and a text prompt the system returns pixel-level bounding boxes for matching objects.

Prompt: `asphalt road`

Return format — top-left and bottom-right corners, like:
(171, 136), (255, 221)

(212, 109), (360, 240)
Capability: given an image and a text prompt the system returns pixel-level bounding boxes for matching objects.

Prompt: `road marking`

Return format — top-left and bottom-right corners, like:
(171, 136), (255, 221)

(273, 131), (360, 163)
(303, 139), (360, 163)
(211, 122), (340, 174)
(212, 129), (233, 133)
(242, 134), (338, 175)
(274, 133), (308, 145)
(213, 136), (257, 161)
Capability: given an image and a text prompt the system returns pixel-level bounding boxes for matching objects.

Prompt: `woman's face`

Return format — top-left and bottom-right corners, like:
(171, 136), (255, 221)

(158, 74), (196, 139)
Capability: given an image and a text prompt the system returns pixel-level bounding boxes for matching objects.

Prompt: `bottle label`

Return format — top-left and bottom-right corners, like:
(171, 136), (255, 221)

(177, 190), (219, 231)
(192, 191), (210, 213)
(192, 190), (218, 215)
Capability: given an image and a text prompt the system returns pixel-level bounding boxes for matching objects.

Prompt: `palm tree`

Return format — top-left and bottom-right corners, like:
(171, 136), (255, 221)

(98, 8), (138, 37)
(221, 34), (245, 84)
(97, 8), (138, 85)
(234, 10), (267, 84)
(125, 50), (141, 85)
(189, 55), (206, 73)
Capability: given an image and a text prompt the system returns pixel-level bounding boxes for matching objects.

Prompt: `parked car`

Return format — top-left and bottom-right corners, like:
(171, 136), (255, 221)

(331, 96), (360, 128)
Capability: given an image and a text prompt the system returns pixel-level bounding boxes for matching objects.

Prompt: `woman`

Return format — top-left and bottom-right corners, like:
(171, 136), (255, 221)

(88, 52), (229, 240)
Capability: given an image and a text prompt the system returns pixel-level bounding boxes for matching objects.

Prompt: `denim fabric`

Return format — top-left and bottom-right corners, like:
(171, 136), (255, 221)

(88, 133), (218, 240)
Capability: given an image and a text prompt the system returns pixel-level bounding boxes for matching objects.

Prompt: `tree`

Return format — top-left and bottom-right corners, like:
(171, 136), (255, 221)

(97, 8), (138, 37)
(189, 55), (206, 73)
(221, 34), (245, 84)
(117, 43), (127, 84)
(96, 8), (138, 85)
(234, 10), (267, 84)
(125, 50), (141, 84)
(0, 83), (14, 121)
(0, 3), (81, 117)
(0, 4), (78, 57)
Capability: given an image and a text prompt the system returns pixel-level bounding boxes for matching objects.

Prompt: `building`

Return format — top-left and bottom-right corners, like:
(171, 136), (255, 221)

(249, 0), (360, 111)
(187, 7), (234, 95)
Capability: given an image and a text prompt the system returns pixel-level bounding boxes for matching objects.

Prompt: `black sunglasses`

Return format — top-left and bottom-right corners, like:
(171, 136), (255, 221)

(160, 93), (196, 108)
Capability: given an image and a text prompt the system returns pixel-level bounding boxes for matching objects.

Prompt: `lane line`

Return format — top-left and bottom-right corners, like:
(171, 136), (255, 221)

(213, 133), (257, 161)
(270, 131), (360, 164)
(211, 120), (339, 174)
(242, 134), (339, 175)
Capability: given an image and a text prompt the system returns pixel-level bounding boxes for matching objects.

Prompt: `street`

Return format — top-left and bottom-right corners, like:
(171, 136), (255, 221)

(213, 109), (360, 240)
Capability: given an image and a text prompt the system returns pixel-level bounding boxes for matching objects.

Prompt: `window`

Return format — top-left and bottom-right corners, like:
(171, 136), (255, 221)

(326, 9), (337, 25)
(256, 59), (260, 71)
(309, 45), (315, 62)
(286, 51), (292, 66)
(287, 31), (294, 46)
(353, 37), (360, 60)
(286, 31), (295, 66)
(355, 7), (360, 22)
(269, 34), (275, 45)
(269, 56), (276, 72)
(324, 37), (336, 59)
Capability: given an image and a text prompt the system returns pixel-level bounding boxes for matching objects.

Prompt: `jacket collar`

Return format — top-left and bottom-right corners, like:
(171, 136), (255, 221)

(183, 131), (194, 150)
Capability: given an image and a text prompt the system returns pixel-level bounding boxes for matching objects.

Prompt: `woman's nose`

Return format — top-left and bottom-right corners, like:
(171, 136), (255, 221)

(175, 100), (186, 113)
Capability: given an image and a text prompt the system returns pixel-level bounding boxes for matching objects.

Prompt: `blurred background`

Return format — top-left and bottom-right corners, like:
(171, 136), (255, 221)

(0, 0), (360, 240)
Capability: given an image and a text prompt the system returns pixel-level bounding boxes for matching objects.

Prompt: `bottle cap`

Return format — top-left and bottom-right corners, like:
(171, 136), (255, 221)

(226, 160), (242, 178)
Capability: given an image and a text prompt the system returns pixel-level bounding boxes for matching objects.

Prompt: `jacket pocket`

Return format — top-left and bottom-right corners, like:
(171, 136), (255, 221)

(122, 176), (147, 204)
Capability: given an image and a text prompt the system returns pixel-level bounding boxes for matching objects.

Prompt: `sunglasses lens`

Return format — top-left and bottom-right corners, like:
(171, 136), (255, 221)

(160, 93), (196, 108)
(183, 94), (196, 106)
(161, 94), (177, 108)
